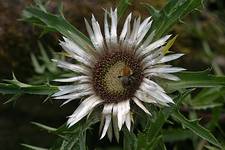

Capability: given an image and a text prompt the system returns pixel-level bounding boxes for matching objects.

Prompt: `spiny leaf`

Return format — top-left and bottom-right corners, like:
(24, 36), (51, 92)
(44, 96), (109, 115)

(22, 2), (92, 50)
(172, 110), (222, 148)
(161, 70), (225, 93)
(50, 111), (101, 150)
(136, 90), (192, 149)
(3, 73), (30, 87)
(0, 82), (58, 95)
(143, 0), (203, 38)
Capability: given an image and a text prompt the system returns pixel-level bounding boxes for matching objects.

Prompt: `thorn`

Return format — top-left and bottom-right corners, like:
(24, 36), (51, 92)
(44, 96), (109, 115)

(12, 72), (17, 80)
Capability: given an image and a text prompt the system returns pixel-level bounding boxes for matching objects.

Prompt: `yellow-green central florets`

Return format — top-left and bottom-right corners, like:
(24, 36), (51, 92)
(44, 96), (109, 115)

(92, 50), (143, 103)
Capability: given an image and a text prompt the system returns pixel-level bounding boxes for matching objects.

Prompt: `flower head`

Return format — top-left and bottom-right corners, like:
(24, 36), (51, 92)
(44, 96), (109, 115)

(52, 8), (185, 140)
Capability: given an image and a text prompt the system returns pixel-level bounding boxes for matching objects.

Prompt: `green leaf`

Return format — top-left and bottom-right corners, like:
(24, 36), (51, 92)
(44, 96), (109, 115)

(117, 0), (133, 19)
(162, 128), (193, 142)
(31, 122), (57, 132)
(136, 111), (166, 149)
(161, 70), (225, 92)
(22, 2), (92, 50)
(4, 73), (30, 87)
(0, 74), (58, 95)
(38, 42), (50, 64)
(144, 5), (160, 20)
(30, 42), (60, 77)
(190, 87), (225, 109)
(38, 42), (57, 73)
(0, 82), (58, 95)
(172, 110), (222, 148)
(151, 136), (167, 150)
(31, 53), (45, 74)
(143, 0), (203, 38)
(123, 128), (137, 150)
(50, 111), (100, 150)
(0, 83), (20, 94)
(21, 144), (48, 150)
(136, 90), (192, 149)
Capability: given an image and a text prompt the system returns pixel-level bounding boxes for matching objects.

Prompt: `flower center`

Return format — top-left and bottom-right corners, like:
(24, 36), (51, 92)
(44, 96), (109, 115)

(92, 51), (143, 103)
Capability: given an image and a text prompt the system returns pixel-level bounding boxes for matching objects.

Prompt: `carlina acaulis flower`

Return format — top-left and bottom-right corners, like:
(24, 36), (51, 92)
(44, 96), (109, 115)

(52, 8), (185, 141)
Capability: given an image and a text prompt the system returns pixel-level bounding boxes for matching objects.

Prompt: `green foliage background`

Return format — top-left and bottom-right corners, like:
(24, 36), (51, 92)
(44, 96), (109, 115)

(0, 0), (225, 150)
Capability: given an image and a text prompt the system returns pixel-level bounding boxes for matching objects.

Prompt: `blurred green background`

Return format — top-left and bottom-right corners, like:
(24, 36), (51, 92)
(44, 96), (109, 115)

(0, 0), (225, 149)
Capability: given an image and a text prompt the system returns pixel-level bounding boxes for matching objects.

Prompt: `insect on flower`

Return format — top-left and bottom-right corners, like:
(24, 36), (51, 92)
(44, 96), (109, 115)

(118, 66), (136, 87)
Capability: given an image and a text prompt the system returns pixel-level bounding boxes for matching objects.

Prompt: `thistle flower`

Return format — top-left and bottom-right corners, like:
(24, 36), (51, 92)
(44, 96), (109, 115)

(52, 8), (185, 140)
